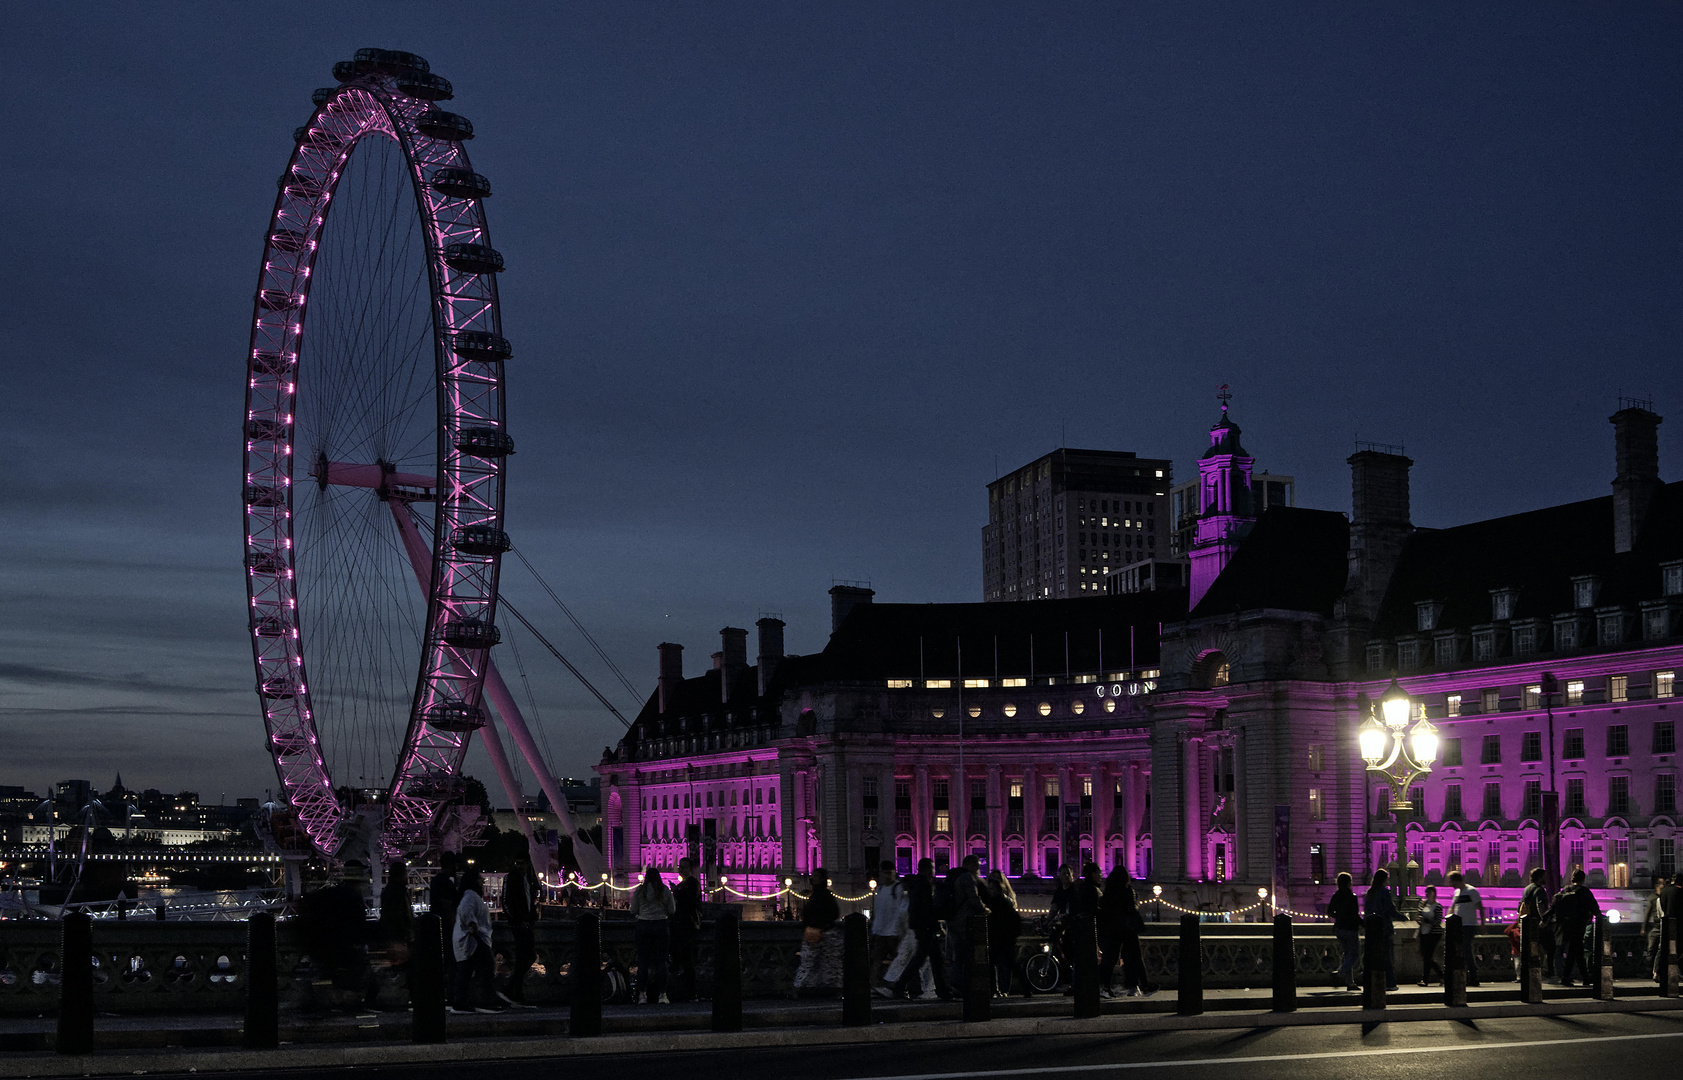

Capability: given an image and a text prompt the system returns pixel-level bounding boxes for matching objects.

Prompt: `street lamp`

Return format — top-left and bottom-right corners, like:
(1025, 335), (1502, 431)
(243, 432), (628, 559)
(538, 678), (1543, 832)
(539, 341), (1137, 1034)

(1359, 677), (1437, 899)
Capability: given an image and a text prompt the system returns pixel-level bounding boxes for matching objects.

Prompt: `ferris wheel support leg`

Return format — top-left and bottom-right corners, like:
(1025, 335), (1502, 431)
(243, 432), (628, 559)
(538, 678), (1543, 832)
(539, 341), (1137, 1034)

(481, 660), (605, 881)
(476, 708), (533, 842)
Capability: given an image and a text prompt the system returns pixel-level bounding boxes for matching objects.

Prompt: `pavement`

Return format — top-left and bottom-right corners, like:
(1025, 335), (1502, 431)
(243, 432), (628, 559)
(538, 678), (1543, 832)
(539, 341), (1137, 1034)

(2, 982), (1681, 1078)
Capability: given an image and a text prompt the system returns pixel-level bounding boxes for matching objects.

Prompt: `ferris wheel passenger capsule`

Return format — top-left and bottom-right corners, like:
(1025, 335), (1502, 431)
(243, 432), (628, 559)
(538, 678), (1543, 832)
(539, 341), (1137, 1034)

(416, 110), (474, 141)
(450, 526), (511, 557)
(455, 427), (515, 458)
(450, 331), (512, 362)
(443, 243), (504, 274)
(424, 703), (487, 733)
(430, 169), (492, 200)
(441, 619), (501, 650)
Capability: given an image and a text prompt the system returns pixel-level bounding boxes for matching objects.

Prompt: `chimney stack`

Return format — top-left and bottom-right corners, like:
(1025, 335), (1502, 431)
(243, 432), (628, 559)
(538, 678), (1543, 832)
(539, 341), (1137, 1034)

(829, 583), (874, 634)
(1611, 403), (1662, 554)
(719, 627), (749, 701)
(657, 642), (683, 714)
(756, 617), (786, 696)
(1343, 449), (1413, 624)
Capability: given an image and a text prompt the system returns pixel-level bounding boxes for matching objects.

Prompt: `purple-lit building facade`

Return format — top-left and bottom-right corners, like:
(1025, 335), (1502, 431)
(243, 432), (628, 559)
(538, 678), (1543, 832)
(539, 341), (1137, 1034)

(598, 404), (1681, 921)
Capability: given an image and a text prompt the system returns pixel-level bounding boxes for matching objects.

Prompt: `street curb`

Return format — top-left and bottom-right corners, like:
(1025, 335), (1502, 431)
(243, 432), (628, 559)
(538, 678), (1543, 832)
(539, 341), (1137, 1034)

(4, 997), (1683, 1078)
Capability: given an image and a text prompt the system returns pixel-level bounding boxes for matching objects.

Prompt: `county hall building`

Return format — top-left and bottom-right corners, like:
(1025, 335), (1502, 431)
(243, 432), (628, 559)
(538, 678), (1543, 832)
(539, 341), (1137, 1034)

(596, 402), (1682, 921)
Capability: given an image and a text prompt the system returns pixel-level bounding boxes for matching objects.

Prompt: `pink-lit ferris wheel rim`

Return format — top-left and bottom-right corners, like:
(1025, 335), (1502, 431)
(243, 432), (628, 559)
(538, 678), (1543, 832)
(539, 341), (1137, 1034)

(242, 62), (510, 860)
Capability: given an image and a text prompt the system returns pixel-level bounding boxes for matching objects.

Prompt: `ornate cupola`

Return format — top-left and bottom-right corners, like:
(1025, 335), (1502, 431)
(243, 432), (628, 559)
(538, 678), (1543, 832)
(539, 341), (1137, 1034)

(1188, 387), (1258, 608)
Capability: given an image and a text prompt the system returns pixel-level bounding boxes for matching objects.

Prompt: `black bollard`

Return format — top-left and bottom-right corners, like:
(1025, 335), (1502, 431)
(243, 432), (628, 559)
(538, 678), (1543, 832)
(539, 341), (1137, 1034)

(843, 912), (871, 1027)
(1663, 915), (1680, 998)
(964, 913), (991, 1023)
(57, 911), (94, 1056)
(1270, 914), (1295, 1013)
(410, 913), (446, 1044)
(711, 911), (742, 1033)
(1177, 914), (1203, 1017)
(1362, 913), (1386, 1009)
(1072, 914), (1100, 1018)
(1443, 914), (1467, 1007)
(155, 903), (166, 921)
(1519, 913), (1542, 1004)
(244, 912), (279, 1049)
(572, 913), (602, 1037)
(1592, 914), (1614, 1002)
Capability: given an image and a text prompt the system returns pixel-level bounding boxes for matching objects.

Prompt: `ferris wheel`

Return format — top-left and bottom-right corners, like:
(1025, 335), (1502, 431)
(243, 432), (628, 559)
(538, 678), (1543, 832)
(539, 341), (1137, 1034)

(242, 49), (526, 862)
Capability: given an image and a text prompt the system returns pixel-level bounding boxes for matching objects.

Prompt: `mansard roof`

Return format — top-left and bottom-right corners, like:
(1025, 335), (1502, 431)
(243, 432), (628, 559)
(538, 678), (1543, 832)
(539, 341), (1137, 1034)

(1189, 506), (1351, 618)
(1372, 479), (1683, 637)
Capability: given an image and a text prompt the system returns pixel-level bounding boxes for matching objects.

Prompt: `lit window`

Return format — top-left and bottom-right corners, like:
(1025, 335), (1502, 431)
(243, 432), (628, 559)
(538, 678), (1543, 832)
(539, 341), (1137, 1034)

(886, 679), (913, 689)
(1566, 680), (1584, 705)
(1609, 675), (1628, 703)
(963, 678), (989, 689)
(1659, 671), (1676, 699)
(1071, 699), (1085, 715)
(934, 811), (950, 834)
(1001, 677), (1027, 688)
(1038, 702), (1051, 716)
(1003, 704), (1017, 717)
(926, 679), (951, 689)
(1523, 684), (1541, 710)
(1309, 788), (1325, 821)
(1446, 694), (1461, 717)
(1307, 744), (1323, 771)
(967, 706), (980, 717)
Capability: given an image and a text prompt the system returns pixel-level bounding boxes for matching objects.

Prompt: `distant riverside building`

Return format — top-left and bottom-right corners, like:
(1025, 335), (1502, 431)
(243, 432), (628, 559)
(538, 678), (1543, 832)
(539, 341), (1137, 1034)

(601, 401), (1680, 922)
(982, 449), (1173, 601)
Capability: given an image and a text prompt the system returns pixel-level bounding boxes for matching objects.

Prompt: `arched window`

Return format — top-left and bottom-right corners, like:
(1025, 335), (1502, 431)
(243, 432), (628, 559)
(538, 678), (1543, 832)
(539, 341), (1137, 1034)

(1194, 651), (1230, 689)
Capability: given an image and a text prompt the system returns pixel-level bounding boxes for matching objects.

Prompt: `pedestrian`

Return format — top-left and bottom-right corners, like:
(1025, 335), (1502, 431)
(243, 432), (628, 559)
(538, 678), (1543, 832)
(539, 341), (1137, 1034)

(1363, 868), (1399, 992)
(630, 866), (676, 1004)
(1517, 867), (1553, 980)
(870, 860), (908, 996)
(984, 869), (1022, 997)
(500, 853), (539, 1008)
(1326, 872), (1361, 991)
(379, 859), (412, 966)
(1075, 861), (1104, 920)
(1659, 873), (1683, 984)
(1448, 870), (1482, 986)
(794, 871), (844, 994)
(1049, 863), (1077, 918)
(668, 858), (703, 1002)
(430, 853), (460, 1004)
(948, 855), (989, 991)
(1548, 869), (1601, 986)
(894, 858), (953, 1001)
(1644, 875), (1666, 981)
(1097, 863), (1153, 997)
(1415, 885), (1444, 986)
(450, 869), (500, 1013)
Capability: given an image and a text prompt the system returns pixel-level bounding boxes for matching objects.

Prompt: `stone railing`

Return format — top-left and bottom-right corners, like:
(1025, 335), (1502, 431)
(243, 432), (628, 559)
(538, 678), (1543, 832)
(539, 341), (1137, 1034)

(0, 915), (1652, 1015)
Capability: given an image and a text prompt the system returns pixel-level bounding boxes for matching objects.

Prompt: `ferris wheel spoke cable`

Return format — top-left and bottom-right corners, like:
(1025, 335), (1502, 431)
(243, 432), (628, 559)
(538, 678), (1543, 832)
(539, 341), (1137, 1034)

(508, 546), (641, 699)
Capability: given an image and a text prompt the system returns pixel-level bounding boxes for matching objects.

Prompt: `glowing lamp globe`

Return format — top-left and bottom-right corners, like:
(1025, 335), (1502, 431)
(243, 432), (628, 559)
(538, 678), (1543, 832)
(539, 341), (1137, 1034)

(1410, 715), (1440, 767)
(1380, 677), (1411, 729)
(1608, 909), (1621, 924)
(1358, 714), (1390, 766)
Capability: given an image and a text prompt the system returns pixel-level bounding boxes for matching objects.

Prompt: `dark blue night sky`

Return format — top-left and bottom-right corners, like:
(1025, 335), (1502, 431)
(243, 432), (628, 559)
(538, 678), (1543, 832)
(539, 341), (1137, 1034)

(3, 2), (1680, 799)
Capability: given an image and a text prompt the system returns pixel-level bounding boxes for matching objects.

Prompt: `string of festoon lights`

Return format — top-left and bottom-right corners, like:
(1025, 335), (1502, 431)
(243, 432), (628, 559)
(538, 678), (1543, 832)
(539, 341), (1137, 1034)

(1145, 885), (1330, 922)
(542, 872), (873, 904)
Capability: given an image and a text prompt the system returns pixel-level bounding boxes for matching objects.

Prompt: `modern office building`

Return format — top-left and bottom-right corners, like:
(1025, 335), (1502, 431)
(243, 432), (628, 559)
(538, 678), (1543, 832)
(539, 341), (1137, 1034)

(982, 449), (1174, 601)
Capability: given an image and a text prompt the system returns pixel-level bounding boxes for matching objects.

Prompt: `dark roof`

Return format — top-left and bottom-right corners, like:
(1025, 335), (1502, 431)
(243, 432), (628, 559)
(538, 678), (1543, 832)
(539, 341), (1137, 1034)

(1190, 507), (1351, 618)
(1372, 480), (1683, 637)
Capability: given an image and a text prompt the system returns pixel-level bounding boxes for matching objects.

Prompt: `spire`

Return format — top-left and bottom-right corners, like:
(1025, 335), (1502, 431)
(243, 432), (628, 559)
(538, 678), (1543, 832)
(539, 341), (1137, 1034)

(1188, 384), (1259, 607)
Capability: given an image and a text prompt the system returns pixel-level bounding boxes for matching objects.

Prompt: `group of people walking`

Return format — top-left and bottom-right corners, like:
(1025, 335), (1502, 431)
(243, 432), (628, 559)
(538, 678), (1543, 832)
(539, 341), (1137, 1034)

(424, 851), (542, 1013)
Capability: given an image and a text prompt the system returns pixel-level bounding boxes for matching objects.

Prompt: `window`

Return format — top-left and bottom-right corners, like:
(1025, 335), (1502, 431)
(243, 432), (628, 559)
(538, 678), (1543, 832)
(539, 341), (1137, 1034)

(1309, 787), (1325, 821)
(1448, 841), (1463, 872)
(963, 678), (989, 689)
(1566, 777), (1585, 816)
(1659, 839), (1678, 878)
(1611, 840), (1631, 887)
(925, 679), (951, 689)
(1563, 729), (1584, 759)
(1658, 774), (1677, 815)
(1659, 671), (1676, 699)
(1446, 694), (1461, 717)
(1481, 734), (1502, 764)
(1482, 782), (1503, 819)
(1310, 844), (1326, 884)
(1513, 626), (1536, 656)
(1521, 731), (1542, 762)
(1608, 725), (1630, 758)
(1656, 721), (1677, 754)
(1001, 677), (1027, 688)
(886, 679), (914, 689)
(1443, 783), (1462, 819)
(862, 778), (879, 831)
(1523, 779), (1542, 817)
(972, 779), (987, 815)
(1442, 737), (1463, 767)
(1574, 576), (1600, 609)
(1473, 632), (1495, 661)
(1557, 619), (1579, 650)
(1610, 675), (1628, 703)
(895, 780), (912, 834)
(934, 811), (950, 833)
(1609, 775), (1631, 816)
(1565, 680), (1585, 705)
(1569, 839), (1585, 873)
(1492, 589), (1518, 621)
(1523, 684), (1542, 710)
(1481, 688), (1500, 713)
(1307, 744), (1324, 772)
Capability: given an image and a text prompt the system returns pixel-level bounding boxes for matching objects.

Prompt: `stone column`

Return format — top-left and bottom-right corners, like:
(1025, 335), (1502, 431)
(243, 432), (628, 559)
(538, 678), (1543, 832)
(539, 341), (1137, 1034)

(987, 764), (1004, 872)
(1024, 764), (1042, 872)
(1122, 763), (1139, 877)
(915, 764), (931, 863)
(1183, 735), (1204, 881)
(1233, 729), (1249, 882)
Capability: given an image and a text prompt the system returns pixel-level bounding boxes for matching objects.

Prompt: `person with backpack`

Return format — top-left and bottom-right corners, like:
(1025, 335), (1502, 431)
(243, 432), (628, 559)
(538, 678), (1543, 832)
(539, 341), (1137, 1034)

(1548, 868), (1601, 986)
(1448, 870), (1483, 986)
(1518, 867), (1553, 981)
(1326, 872), (1362, 991)
(1415, 885), (1445, 986)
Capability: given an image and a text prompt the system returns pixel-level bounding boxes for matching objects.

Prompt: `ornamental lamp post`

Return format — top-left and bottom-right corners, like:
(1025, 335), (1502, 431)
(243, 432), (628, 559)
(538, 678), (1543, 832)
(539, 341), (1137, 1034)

(1359, 677), (1437, 900)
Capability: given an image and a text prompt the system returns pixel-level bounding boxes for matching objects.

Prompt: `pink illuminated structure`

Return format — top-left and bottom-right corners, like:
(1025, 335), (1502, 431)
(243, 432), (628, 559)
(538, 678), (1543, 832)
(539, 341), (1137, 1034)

(242, 50), (566, 864)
